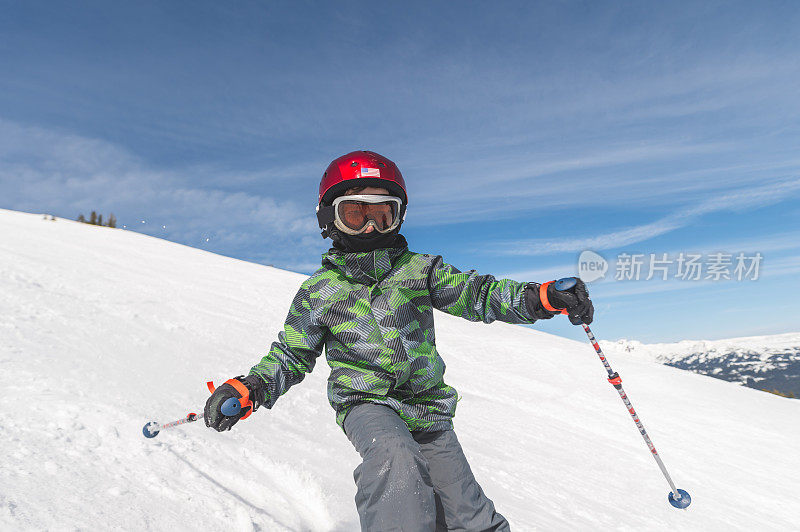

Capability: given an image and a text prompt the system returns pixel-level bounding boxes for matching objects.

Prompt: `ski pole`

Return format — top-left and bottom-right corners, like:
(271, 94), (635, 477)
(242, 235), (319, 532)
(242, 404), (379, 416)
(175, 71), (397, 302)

(142, 382), (243, 438)
(142, 412), (203, 438)
(553, 277), (691, 509)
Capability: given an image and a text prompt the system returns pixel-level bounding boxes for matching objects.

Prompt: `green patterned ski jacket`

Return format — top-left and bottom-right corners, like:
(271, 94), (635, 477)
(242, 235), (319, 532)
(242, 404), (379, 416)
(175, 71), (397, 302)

(249, 243), (540, 432)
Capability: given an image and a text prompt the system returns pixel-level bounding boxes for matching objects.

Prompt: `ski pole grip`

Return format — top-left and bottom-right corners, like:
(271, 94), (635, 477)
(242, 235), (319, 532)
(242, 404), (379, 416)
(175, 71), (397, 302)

(554, 277), (587, 325)
(554, 277), (578, 291)
(221, 397), (242, 416)
(207, 380), (246, 417)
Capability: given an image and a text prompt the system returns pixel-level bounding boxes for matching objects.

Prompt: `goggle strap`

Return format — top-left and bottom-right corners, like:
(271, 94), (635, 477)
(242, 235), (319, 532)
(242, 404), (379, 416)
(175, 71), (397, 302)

(316, 204), (335, 229)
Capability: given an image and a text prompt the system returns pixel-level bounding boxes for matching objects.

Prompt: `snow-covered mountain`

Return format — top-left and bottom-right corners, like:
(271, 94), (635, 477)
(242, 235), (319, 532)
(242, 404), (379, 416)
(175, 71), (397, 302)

(600, 334), (800, 398)
(1, 207), (799, 531)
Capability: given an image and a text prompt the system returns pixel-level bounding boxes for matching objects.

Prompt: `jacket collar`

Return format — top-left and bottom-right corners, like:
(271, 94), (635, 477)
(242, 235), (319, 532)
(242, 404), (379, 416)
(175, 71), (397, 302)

(322, 235), (408, 285)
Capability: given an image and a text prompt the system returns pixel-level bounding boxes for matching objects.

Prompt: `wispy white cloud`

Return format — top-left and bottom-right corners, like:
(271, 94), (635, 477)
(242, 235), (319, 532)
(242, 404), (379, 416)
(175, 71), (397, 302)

(692, 231), (800, 255)
(403, 142), (800, 227)
(760, 254), (800, 278)
(0, 119), (326, 268)
(406, 140), (730, 208)
(496, 263), (578, 283)
(389, 48), (800, 227)
(496, 231), (800, 287)
(486, 178), (800, 256)
(587, 278), (717, 299)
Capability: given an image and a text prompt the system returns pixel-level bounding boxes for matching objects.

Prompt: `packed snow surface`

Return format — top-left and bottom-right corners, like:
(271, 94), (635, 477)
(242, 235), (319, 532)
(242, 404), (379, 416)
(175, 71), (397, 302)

(1, 208), (798, 531)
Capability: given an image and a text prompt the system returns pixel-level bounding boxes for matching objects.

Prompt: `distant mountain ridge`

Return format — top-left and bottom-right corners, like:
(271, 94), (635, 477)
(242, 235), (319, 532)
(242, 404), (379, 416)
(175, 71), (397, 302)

(599, 332), (800, 398)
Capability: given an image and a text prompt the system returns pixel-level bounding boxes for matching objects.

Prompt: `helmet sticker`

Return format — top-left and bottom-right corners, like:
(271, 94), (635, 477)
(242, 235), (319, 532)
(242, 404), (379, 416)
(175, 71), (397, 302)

(360, 167), (381, 177)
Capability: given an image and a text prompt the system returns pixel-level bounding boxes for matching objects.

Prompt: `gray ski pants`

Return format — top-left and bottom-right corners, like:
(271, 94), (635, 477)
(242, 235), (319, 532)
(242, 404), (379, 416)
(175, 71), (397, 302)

(343, 403), (510, 532)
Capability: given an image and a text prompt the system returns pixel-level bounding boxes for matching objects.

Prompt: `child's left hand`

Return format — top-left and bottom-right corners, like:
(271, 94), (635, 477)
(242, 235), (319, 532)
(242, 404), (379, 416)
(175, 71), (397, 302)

(545, 278), (594, 325)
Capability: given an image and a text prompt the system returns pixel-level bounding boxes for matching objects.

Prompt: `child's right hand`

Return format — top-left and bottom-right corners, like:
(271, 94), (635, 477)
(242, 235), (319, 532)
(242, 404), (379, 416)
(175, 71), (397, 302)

(204, 375), (264, 431)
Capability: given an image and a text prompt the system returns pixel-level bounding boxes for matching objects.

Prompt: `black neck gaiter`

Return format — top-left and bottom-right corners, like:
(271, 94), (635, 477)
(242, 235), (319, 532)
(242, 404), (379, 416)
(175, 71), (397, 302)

(330, 228), (407, 253)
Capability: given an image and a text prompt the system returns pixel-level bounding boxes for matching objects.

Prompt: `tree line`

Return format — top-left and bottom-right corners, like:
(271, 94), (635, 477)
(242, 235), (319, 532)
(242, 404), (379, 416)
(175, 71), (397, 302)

(77, 211), (117, 228)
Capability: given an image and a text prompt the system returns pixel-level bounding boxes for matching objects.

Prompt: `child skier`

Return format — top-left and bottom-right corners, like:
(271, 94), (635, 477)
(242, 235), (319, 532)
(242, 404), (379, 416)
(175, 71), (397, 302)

(204, 150), (594, 531)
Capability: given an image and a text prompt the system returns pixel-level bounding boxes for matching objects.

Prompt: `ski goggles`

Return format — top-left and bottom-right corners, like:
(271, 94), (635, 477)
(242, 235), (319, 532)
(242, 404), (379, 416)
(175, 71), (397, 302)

(331, 194), (403, 235)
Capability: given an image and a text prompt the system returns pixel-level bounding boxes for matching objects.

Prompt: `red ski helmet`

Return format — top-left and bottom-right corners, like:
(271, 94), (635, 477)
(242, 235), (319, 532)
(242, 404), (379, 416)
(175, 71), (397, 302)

(318, 150), (407, 207)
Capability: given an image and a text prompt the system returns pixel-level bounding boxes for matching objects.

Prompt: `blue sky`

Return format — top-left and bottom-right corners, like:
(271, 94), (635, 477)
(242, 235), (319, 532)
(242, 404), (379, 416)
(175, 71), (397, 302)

(1, 1), (799, 342)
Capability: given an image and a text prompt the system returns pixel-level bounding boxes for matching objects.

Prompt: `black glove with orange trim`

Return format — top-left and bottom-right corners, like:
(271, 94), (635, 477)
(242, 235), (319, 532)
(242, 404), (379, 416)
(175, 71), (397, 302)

(525, 279), (594, 325)
(204, 375), (266, 432)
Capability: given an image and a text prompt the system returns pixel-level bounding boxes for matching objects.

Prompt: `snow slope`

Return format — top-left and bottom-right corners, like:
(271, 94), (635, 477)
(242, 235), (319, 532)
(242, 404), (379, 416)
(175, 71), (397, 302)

(599, 334), (800, 397)
(1, 208), (798, 531)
